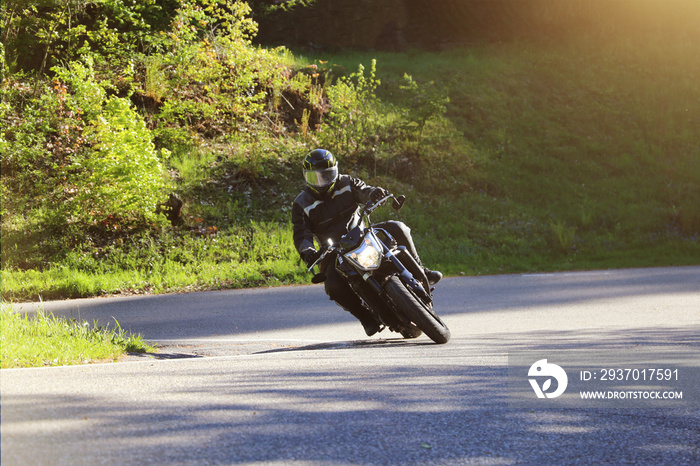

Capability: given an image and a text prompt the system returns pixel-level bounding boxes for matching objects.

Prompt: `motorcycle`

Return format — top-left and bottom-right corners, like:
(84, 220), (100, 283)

(308, 193), (451, 344)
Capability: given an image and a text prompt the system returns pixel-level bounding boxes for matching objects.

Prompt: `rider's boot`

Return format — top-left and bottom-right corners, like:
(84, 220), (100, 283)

(407, 251), (442, 286)
(413, 254), (442, 285)
(424, 268), (443, 286)
(400, 326), (423, 339)
(361, 320), (382, 337)
(346, 306), (383, 336)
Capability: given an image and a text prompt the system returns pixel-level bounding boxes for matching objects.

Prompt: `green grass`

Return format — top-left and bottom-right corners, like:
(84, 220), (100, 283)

(1, 303), (155, 368)
(1, 221), (306, 301)
(303, 35), (700, 274)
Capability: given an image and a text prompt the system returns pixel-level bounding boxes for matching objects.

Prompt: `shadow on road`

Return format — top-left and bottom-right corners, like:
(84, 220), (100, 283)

(123, 351), (203, 361)
(254, 337), (436, 355)
(3, 355), (698, 464)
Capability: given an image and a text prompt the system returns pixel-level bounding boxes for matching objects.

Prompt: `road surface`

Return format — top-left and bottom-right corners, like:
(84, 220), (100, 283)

(2, 266), (699, 464)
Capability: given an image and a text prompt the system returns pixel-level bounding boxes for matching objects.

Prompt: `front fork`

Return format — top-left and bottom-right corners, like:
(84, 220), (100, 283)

(349, 244), (431, 306)
(384, 246), (432, 304)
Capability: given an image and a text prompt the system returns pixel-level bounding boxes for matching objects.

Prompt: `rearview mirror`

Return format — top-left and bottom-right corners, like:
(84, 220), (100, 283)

(392, 195), (406, 210)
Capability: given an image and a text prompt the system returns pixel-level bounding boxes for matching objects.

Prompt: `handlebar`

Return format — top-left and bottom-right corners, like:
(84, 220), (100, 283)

(364, 193), (405, 216)
(307, 240), (336, 272)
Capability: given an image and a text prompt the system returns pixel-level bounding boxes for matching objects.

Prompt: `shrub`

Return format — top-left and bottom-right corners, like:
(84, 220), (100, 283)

(53, 59), (172, 224)
(148, 0), (292, 142)
(320, 59), (384, 157)
(397, 73), (449, 137)
(78, 97), (171, 221)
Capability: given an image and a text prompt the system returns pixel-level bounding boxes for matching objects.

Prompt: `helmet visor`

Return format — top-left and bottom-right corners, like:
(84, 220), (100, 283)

(304, 165), (338, 189)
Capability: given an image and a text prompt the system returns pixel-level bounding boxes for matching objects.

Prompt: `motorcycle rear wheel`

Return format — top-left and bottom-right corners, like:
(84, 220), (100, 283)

(384, 276), (450, 344)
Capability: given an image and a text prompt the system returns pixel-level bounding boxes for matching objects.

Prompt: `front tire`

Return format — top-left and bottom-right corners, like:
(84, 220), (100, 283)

(384, 276), (450, 344)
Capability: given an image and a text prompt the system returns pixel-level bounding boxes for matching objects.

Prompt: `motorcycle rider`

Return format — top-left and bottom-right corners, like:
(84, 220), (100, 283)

(292, 148), (442, 336)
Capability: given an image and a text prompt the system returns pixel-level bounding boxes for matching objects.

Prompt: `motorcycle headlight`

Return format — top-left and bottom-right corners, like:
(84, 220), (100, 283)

(345, 234), (382, 271)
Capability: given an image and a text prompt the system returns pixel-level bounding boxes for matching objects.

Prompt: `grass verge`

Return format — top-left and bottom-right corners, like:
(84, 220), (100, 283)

(1, 303), (155, 368)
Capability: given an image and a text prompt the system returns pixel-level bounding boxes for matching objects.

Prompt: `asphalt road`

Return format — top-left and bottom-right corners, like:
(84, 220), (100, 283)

(2, 266), (699, 465)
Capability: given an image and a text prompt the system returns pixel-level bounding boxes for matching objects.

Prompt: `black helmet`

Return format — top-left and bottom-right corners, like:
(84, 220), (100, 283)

(303, 149), (338, 194)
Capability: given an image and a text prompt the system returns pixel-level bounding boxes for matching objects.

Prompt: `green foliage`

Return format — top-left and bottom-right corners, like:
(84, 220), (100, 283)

(0, 220), (304, 301)
(1, 58), (172, 271)
(2, 0), (305, 276)
(201, 0), (258, 42)
(81, 97), (171, 221)
(2, 0), (148, 115)
(54, 59), (173, 223)
(320, 59), (384, 156)
(145, 0), (292, 144)
(0, 41), (7, 82)
(163, 0), (255, 44)
(1, 74), (85, 251)
(0, 0), (172, 75)
(398, 74), (449, 137)
(548, 218), (577, 254)
(1, 303), (154, 368)
(53, 58), (107, 118)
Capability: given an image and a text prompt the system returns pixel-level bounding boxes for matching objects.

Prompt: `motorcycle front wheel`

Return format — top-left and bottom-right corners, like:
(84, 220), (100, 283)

(384, 276), (450, 344)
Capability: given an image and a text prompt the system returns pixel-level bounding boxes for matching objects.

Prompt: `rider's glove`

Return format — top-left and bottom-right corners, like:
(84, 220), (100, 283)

(301, 248), (321, 268)
(370, 187), (389, 203)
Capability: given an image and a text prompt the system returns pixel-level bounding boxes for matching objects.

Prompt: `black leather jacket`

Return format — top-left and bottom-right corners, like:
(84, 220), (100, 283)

(292, 175), (376, 257)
